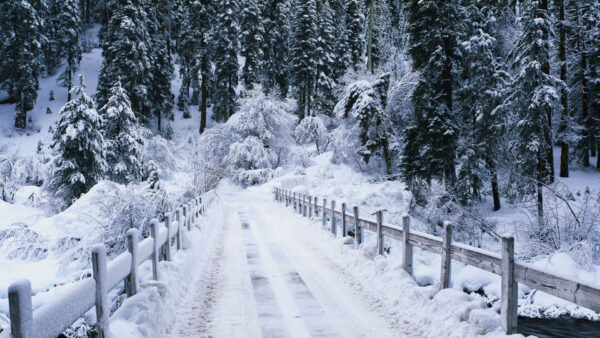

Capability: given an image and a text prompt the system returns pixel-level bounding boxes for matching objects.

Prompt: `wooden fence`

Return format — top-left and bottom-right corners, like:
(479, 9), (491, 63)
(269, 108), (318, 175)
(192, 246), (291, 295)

(274, 188), (600, 334)
(3, 191), (216, 338)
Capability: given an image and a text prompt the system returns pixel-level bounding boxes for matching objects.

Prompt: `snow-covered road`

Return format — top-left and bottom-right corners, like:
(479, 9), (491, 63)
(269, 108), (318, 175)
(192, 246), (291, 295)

(167, 188), (413, 338)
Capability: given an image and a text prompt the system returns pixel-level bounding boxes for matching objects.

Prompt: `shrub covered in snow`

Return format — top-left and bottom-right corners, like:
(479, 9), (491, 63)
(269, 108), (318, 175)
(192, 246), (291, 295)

(294, 115), (329, 154)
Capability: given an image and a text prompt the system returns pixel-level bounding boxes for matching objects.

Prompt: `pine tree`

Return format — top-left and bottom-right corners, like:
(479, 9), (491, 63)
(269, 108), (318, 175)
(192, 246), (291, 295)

(291, 0), (318, 118)
(401, 0), (464, 188)
(99, 81), (143, 184)
(213, 0), (240, 121)
(96, 0), (152, 123)
(498, 0), (560, 228)
(334, 80), (392, 174)
(0, 0), (44, 129)
(145, 1), (174, 134)
(345, 0), (364, 71)
(261, 0), (292, 97)
(49, 75), (106, 206)
(455, 1), (509, 209)
(240, 0), (264, 89)
(313, 0), (337, 115)
(57, 0), (82, 102)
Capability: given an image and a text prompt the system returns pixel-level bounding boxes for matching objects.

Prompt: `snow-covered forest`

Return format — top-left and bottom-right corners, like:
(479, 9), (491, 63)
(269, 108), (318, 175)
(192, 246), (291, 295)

(1, 0), (600, 336)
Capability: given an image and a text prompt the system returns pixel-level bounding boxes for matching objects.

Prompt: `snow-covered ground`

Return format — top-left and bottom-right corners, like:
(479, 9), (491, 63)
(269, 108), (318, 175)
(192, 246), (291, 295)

(150, 181), (511, 338)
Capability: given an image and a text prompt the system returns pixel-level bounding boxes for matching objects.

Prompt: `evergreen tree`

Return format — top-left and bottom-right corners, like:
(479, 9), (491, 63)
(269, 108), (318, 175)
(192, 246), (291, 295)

(345, 0), (363, 71)
(455, 1), (509, 209)
(57, 0), (82, 102)
(49, 75), (106, 205)
(261, 0), (292, 97)
(213, 0), (240, 121)
(498, 0), (560, 228)
(291, 0), (318, 118)
(333, 80), (393, 174)
(96, 0), (153, 123)
(400, 0), (464, 188)
(0, 0), (44, 129)
(100, 81), (143, 184)
(314, 0), (337, 115)
(145, 1), (174, 134)
(241, 0), (264, 89)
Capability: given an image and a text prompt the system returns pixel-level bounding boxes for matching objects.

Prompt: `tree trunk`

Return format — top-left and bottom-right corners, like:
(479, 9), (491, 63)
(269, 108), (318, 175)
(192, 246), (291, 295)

(488, 160), (501, 211)
(67, 69), (72, 102)
(581, 42), (590, 167)
(537, 153), (545, 229)
(157, 110), (162, 134)
(558, 0), (569, 177)
(199, 60), (207, 134)
(367, 0), (375, 74)
(540, 0), (554, 183)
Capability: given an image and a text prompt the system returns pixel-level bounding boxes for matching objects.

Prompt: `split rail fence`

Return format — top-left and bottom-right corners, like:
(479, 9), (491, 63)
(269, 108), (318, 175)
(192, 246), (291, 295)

(274, 188), (600, 334)
(3, 191), (216, 338)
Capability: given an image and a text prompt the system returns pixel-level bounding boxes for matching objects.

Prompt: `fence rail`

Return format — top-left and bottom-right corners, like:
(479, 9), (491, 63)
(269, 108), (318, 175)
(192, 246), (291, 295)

(274, 188), (600, 334)
(3, 191), (216, 338)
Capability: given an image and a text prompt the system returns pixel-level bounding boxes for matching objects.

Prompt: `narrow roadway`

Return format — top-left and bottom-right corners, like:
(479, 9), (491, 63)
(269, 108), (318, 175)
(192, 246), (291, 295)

(168, 188), (412, 338)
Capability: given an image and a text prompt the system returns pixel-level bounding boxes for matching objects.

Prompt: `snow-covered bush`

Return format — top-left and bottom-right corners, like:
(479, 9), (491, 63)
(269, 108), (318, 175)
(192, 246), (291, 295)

(194, 89), (295, 187)
(226, 136), (274, 186)
(141, 135), (175, 176)
(294, 115), (329, 154)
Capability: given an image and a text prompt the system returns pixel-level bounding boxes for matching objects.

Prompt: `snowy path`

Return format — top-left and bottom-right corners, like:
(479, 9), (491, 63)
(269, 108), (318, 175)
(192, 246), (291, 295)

(167, 188), (414, 338)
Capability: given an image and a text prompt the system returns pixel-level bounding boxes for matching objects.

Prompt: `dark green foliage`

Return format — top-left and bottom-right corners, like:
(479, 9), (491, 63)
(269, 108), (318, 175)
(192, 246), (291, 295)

(0, 0), (44, 129)
(213, 0), (240, 121)
(49, 76), (106, 206)
(241, 0), (264, 89)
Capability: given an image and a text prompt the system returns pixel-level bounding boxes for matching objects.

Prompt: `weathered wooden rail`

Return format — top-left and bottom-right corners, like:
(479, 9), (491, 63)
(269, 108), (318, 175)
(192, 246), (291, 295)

(274, 188), (600, 334)
(2, 191), (216, 338)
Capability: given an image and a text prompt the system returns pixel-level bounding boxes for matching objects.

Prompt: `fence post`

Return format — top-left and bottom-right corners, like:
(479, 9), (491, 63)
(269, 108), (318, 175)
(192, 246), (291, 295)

(299, 194), (303, 215)
(164, 213), (172, 261)
(293, 192), (297, 210)
(285, 190), (289, 207)
(353, 206), (361, 248)
(150, 219), (160, 280)
(126, 229), (139, 297)
(376, 211), (383, 255)
(341, 203), (347, 236)
(330, 200), (336, 236)
(322, 198), (327, 227)
(92, 245), (109, 338)
(176, 208), (182, 250)
(182, 205), (189, 232)
(501, 235), (518, 334)
(308, 195), (313, 218)
(8, 279), (33, 338)
(440, 221), (452, 289)
(314, 196), (318, 216)
(402, 215), (413, 275)
(303, 195), (308, 216)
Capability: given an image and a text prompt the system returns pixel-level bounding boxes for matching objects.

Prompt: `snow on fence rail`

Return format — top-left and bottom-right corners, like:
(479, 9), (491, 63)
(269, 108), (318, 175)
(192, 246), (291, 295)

(2, 191), (217, 338)
(274, 188), (600, 334)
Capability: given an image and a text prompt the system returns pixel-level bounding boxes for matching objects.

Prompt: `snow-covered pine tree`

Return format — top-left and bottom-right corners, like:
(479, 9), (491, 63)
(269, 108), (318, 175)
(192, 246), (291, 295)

(313, 0), (337, 115)
(100, 81), (144, 184)
(96, 0), (153, 123)
(0, 0), (44, 129)
(213, 0), (240, 121)
(57, 0), (82, 102)
(400, 0), (464, 188)
(261, 0), (292, 97)
(49, 75), (106, 206)
(240, 0), (264, 89)
(498, 0), (560, 228)
(333, 80), (392, 174)
(344, 0), (364, 71)
(291, 0), (318, 118)
(145, 1), (174, 135)
(43, 0), (62, 76)
(454, 2), (510, 209)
